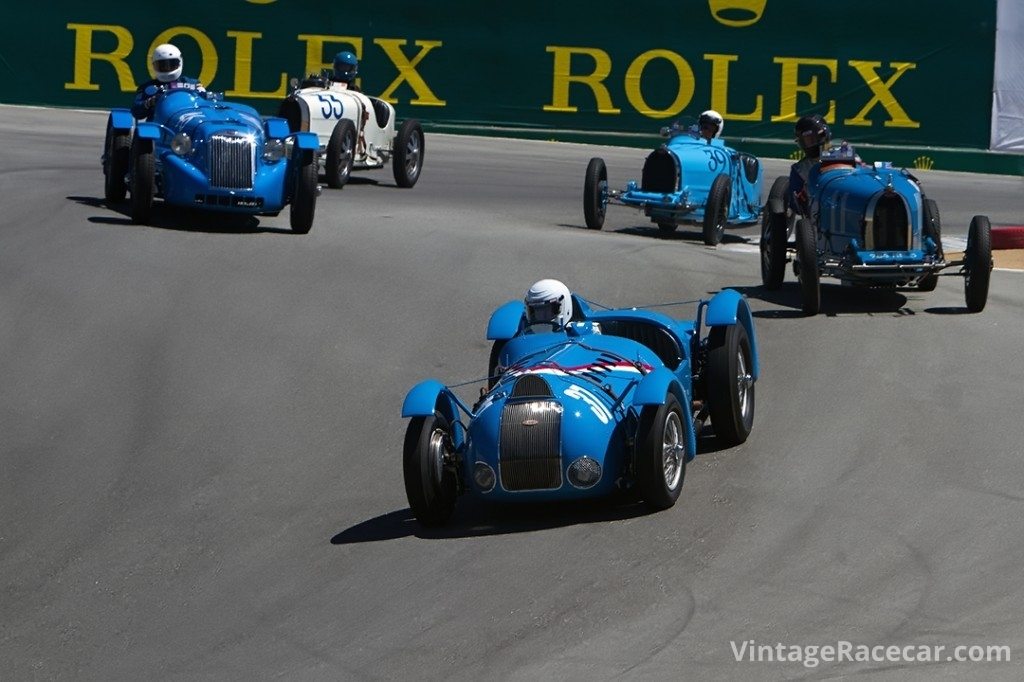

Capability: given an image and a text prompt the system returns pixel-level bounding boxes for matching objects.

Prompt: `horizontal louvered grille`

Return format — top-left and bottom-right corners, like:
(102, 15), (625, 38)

(209, 134), (255, 189)
(499, 400), (562, 491)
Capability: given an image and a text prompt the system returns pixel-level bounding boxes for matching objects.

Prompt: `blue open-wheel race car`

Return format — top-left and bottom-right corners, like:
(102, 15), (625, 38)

(400, 281), (759, 527)
(583, 114), (764, 245)
(102, 85), (321, 233)
(759, 144), (994, 315)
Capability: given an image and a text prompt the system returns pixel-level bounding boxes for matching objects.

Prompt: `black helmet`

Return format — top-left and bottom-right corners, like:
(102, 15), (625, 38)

(794, 114), (831, 159)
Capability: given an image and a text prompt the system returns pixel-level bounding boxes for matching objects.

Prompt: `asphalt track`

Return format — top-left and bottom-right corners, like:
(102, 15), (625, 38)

(2, 105), (1023, 680)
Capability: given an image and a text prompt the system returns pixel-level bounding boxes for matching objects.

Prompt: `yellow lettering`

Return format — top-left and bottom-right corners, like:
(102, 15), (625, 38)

(375, 39), (446, 106)
(844, 61), (920, 128)
(297, 35), (363, 89)
(624, 50), (693, 119)
(148, 27), (218, 88)
(225, 31), (287, 98)
(64, 23), (135, 92)
(772, 57), (837, 123)
(543, 46), (620, 114)
(704, 53), (763, 121)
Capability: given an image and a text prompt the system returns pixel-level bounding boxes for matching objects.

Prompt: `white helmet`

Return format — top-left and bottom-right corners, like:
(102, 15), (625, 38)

(151, 43), (183, 83)
(698, 109), (724, 138)
(525, 279), (573, 329)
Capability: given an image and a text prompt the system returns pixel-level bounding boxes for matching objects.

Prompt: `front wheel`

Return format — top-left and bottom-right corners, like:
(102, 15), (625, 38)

(403, 412), (458, 527)
(760, 207), (787, 289)
(964, 215), (992, 313)
(918, 196), (942, 291)
(104, 127), (130, 204)
(290, 152), (318, 234)
(703, 173), (731, 246)
(392, 119), (424, 188)
(706, 324), (755, 447)
(635, 394), (687, 511)
(325, 118), (356, 189)
(796, 217), (820, 315)
(583, 157), (608, 230)
(129, 137), (155, 225)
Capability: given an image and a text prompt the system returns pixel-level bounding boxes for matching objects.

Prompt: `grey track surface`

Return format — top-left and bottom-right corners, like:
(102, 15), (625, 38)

(2, 105), (1023, 680)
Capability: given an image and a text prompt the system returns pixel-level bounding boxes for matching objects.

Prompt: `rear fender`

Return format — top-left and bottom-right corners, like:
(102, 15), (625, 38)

(107, 109), (135, 133)
(486, 300), (525, 341)
(705, 290), (759, 380)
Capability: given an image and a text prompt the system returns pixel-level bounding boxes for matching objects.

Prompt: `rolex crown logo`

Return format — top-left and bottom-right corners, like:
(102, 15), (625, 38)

(913, 155), (935, 170)
(789, 150), (802, 161)
(709, 0), (768, 27)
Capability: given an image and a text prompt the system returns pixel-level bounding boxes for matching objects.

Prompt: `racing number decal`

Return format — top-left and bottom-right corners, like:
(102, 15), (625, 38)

(317, 94), (344, 120)
(563, 385), (612, 425)
(703, 147), (729, 173)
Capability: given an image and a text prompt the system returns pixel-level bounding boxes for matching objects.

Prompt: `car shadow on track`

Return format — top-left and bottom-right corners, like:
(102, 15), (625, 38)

(68, 196), (295, 234)
(331, 495), (663, 543)
(719, 283), (922, 318)
(615, 226), (752, 244)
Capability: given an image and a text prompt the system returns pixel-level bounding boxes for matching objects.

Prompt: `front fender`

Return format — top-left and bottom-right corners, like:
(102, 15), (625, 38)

(292, 131), (319, 150)
(108, 109), (135, 133)
(263, 116), (290, 140)
(705, 289), (759, 380)
(486, 300), (525, 341)
(402, 379), (465, 449)
(633, 367), (686, 407)
(134, 122), (161, 141)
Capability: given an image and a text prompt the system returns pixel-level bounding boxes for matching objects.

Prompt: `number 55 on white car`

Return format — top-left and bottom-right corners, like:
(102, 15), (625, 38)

(277, 72), (424, 189)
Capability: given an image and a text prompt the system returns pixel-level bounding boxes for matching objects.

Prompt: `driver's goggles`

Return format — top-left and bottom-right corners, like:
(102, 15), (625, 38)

(154, 58), (181, 73)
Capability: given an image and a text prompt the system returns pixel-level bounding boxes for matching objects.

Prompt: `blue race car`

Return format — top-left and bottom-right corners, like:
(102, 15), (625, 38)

(759, 143), (993, 315)
(583, 118), (764, 245)
(401, 288), (759, 526)
(102, 85), (321, 233)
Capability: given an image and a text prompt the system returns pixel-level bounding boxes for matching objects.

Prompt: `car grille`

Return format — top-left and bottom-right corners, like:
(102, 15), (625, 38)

(499, 399), (562, 491)
(869, 194), (910, 251)
(641, 148), (678, 193)
(208, 133), (255, 190)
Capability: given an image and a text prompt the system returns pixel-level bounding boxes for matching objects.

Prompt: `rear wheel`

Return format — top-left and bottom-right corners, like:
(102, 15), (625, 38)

(706, 324), (755, 447)
(703, 173), (731, 246)
(796, 217), (820, 315)
(918, 196), (942, 291)
(129, 137), (154, 224)
(104, 127), (130, 204)
(964, 215), (992, 313)
(325, 119), (356, 189)
(392, 119), (424, 188)
(290, 152), (318, 234)
(403, 412), (458, 526)
(636, 394), (687, 511)
(584, 157), (608, 230)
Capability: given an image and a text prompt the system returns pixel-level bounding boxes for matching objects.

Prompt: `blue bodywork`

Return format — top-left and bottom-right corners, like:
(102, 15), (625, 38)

(402, 290), (758, 503)
(803, 153), (940, 284)
(612, 124), (763, 228)
(103, 89), (318, 215)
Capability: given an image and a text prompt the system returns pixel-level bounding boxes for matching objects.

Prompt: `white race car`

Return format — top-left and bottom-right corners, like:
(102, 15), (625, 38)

(277, 72), (424, 189)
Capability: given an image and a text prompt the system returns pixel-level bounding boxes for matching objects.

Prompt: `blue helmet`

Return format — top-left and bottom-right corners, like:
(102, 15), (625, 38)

(332, 51), (358, 84)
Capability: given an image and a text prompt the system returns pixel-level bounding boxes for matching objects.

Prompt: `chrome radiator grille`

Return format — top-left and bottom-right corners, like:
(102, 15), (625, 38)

(208, 133), (255, 189)
(499, 400), (562, 491)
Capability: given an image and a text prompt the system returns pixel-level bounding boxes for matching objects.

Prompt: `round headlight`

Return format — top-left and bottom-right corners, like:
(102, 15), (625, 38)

(263, 138), (285, 162)
(170, 132), (192, 156)
(567, 456), (601, 489)
(473, 462), (496, 493)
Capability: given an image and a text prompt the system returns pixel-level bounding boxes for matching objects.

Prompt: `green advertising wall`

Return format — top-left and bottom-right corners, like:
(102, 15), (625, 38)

(2, 0), (1019, 173)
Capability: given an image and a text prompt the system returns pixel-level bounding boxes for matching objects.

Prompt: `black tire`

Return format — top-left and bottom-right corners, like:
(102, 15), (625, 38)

(796, 217), (820, 315)
(487, 340), (506, 389)
(656, 220), (677, 234)
(325, 118), (356, 189)
(403, 412), (458, 527)
(706, 324), (755, 447)
(290, 152), (318, 234)
(583, 157), (608, 230)
(129, 137), (154, 225)
(964, 215), (992, 313)
(635, 393), (687, 511)
(392, 119), (424, 188)
(760, 206), (787, 290)
(702, 173), (731, 246)
(104, 128), (130, 204)
(917, 196), (942, 291)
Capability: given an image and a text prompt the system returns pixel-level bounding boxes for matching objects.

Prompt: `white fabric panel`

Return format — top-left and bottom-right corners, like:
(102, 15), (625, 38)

(992, 0), (1024, 151)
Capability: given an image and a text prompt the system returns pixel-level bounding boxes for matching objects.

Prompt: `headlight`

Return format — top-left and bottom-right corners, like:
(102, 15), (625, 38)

(170, 133), (192, 156)
(567, 456), (601, 489)
(263, 139), (285, 162)
(473, 462), (496, 493)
